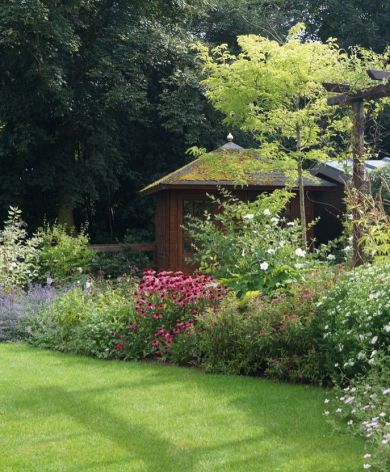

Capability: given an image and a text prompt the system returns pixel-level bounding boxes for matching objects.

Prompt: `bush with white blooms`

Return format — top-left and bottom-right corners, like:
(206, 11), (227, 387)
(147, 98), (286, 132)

(317, 263), (390, 381)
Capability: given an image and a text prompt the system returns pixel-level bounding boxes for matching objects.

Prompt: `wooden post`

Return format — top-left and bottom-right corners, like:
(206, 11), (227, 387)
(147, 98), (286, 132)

(324, 71), (390, 267)
(352, 101), (366, 192)
(351, 100), (367, 267)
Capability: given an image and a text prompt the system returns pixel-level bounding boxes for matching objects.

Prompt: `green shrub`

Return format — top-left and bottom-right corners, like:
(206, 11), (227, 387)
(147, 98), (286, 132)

(189, 268), (338, 383)
(187, 190), (322, 297)
(167, 326), (201, 366)
(24, 278), (137, 358)
(0, 207), (42, 287)
(36, 223), (94, 284)
(371, 163), (390, 216)
(90, 249), (152, 278)
(317, 263), (390, 382)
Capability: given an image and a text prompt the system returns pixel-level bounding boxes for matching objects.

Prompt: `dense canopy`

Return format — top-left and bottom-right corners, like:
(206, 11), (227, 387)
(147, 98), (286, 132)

(0, 0), (389, 241)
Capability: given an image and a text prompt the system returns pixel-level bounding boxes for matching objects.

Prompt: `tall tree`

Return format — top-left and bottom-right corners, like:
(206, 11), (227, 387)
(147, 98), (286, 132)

(197, 24), (388, 247)
(0, 0), (223, 236)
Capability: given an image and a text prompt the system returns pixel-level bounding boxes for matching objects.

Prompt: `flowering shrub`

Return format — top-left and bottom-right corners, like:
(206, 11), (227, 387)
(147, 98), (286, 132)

(117, 270), (226, 359)
(325, 361), (390, 471)
(186, 190), (320, 296)
(317, 263), (390, 381)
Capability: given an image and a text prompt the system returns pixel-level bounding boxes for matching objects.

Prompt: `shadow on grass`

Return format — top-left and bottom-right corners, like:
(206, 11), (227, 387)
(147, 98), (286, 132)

(1, 345), (363, 471)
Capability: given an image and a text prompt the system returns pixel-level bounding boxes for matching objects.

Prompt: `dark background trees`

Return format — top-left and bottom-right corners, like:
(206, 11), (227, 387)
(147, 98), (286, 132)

(0, 0), (389, 241)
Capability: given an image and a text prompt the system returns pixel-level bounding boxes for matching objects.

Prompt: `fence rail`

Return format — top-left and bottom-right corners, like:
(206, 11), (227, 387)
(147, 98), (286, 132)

(89, 242), (155, 253)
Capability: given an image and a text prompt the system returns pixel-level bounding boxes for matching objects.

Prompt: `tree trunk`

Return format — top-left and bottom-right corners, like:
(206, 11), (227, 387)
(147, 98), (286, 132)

(296, 125), (307, 249)
(351, 100), (367, 267)
(58, 199), (75, 228)
(297, 156), (307, 249)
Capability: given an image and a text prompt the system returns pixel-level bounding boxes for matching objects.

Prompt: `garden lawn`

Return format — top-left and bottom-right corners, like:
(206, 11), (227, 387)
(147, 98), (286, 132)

(0, 344), (364, 472)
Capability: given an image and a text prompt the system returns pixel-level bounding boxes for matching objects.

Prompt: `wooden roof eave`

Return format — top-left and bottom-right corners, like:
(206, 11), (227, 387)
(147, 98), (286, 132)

(139, 181), (337, 196)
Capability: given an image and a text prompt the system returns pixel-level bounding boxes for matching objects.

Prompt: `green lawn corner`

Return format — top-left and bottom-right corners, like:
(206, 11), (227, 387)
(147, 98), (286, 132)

(0, 343), (364, 471)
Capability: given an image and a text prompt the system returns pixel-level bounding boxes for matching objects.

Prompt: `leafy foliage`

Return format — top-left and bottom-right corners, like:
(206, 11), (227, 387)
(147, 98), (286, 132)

(90, 249), (152, 279)
(317, 263), (390, 382)
(0, 283), (56, 341)
(0, 207), (42, 287)
(371, 164), (390, 215)
(197, 24), (389, 245)
(0, 0), (223, 236)
(23, 277), (138, 359)
(36, 223), (94, 284)
(182, 269), (338, 383)
(187, 189), (318, 296)
(326, 361), (390, 472)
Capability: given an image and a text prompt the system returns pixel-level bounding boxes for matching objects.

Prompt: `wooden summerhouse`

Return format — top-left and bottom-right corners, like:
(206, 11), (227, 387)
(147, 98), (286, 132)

(141, 136), (343, 272)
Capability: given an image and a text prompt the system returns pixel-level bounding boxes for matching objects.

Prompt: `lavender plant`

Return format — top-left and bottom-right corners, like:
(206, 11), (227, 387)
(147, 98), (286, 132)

(0, 284), (57, 341)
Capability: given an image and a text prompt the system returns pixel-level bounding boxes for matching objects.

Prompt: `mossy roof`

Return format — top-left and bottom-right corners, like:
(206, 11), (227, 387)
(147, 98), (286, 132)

(140, 145), (336, 195)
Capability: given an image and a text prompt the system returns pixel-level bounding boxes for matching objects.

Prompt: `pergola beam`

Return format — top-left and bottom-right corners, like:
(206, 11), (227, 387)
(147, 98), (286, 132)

(323, 83), (351, 93)
(327, 83), (390, 106)
(367, 69), (390, 81)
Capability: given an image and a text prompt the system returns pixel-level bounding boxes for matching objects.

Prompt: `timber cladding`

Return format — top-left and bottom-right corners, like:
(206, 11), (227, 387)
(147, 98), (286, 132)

(152, 188), (324, 272)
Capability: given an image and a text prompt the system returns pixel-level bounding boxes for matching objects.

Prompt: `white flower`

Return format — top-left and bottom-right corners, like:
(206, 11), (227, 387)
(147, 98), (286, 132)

(343, 246), (352, 252)
(370, 336), (378, 345)
(243, 213), (254, 220)
(324, 399), (330, 404)
(347, 420), (353, 425)
(295, 248), (306, 257)
(263, 209), (271, 216)
(271, 217), (279, 223)
(267, 248), (275, 255)
(260, 262), (269, 271)
(327, 254), (336, 260)
(384, 325), (390, 333)
(336, 408), (342, 413)
(363, 454), (371, 459)
(324, 411), (330, 416)
(363, 464), (371, 469)
(77, 267), (83, 273)
(287, 222), (294, 226)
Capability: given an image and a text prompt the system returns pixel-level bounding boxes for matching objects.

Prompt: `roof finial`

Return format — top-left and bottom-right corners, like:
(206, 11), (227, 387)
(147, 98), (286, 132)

(227, 132), (234, 142)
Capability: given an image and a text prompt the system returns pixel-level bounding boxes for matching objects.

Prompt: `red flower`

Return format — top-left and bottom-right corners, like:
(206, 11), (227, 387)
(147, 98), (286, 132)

(114, 343), (123, 351)
(151, 339), (160, 347)
(128, 322), (138, 331)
